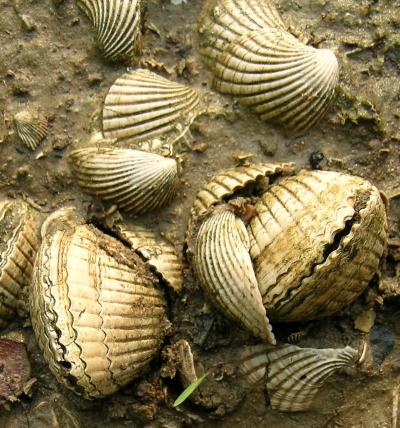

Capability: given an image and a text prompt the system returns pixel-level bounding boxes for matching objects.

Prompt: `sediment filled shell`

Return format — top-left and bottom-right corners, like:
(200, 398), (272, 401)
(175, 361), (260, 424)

(113, 222), (183, 292)
(102, 69), (201, 144)
(265, 345), (358, 412)
(69, 145), (180, 215)
(0, 199), (41, 329)
(14, 108), (48, 150)
(193, 208), (275, 343)
(29, 208), (167, 399)
(76, 0), (142, 62)
(248, 170), (388, 322)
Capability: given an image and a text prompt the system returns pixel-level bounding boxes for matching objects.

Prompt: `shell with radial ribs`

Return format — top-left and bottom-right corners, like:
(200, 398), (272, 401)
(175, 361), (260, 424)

(0, 199), (41, 329)
(69, 144), (180, 215)
(102, 69), (201, 144)
(76, 0), (142, 62)
(14, 108), (48, 150)
(248, 169), (388, 322)
(198, 0), (339, 133)
(29, 208), (167, 399)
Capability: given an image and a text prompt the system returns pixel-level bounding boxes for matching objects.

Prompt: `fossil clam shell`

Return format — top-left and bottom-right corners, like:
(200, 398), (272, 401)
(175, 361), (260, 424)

(248, 170), (388, 322)
(69, 145), (180, 215)
(76, 0), (142, 62)
(0, 199), (41, 329)
(265, 345), (358, 412)
(237, 344), (269, 385)
(102, 69), (201, 144)
(14, 108), (48, 150)
(193, 207), (275, 344)
(29, 208), (167, 399)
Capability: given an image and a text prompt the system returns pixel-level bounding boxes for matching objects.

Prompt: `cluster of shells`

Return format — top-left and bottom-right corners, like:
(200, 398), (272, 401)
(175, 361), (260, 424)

(0, 0), (390, 418)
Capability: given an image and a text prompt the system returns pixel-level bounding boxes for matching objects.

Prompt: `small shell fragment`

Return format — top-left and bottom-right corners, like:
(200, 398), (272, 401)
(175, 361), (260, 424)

(76, 0), (142, 62)
(102, 69), (201, 144)
(69, 145), (180, 215)
(0, 199), (41, 329)
(194, 208), (275, 343)
(14, 108), (48, 150)
(30, 208), (167, 399)
(265, 345), (358, 412)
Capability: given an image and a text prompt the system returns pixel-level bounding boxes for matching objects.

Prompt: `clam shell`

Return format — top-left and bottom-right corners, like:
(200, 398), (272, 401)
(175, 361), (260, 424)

(76, 0), (142, 62)
(14, 109), (48, 150)
(69, 145), (180, 215)
(237, 344), (269, 385)
(198, 0), (286, 68)
(193, 208), (275, 343)
(248, 170), (388, 322)
(102, 69), (201, 143)
(29, 208), (167, 399)
(265, 345), (358, 412)
(113, 222), (183, 292)
(212, 27), (339, 133)
(0, 199), (41, 329)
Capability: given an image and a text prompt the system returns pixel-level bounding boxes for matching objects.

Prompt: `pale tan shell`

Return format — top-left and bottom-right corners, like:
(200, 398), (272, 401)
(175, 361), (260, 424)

(265, 345), (358, 412)
(14, 109), (48, 150)
(237, 344), (269, 385)
(194, 208), (275, 343)
(76, 0), (142, 62)
(29, 208), (167, 399)
(113, 222), (183, 292)
(0, 199), (41, 329)
(69, 145), (180, 215)
(198, 0), (286, 68)
(102, 69), (201, 143)
(248, 170), (388, 322)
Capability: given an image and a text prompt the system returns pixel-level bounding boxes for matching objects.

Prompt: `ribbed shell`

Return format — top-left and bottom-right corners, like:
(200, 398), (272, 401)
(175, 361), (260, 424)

(0, 199), (41, 329)
(29, 209), (167, 399)
(14, 109), (48, 150)
(237, 344), (269, 385)
(198, 0), (286, 68)
(69, 146), (179, 215)
(76, 0), (142, 62)
(194, 209), (275, 343)
(265, 345), (358, 412)
(113, 223), (183, 292)
(212, 27), (339, 133)
(248, 170), (388, 322)
(102, 69), (201, 144)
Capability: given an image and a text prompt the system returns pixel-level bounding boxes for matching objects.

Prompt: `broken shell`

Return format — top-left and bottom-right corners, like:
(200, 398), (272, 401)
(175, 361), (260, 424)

(248, 170), (388, 322)
(265, 345), (358, 412)
(0, 199), (41, 329)
(14, 108), (48, 150)
(193, 208), (275, 343)
(29, 208), (167, 399)
(76, 0), (142, 62)
(102, 69), (201, 144)
(112, 222), (183, 292)
(69, 145), (180, 215)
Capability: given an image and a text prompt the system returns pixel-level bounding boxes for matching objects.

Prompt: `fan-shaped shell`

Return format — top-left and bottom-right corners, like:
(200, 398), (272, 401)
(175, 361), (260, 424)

(102, 69), (201, 144)
(29, 208), (167, 399)
(14, 109), (48, 150)
(265, 345), (358, 412)
(113, 222), (183, 292)
(194, 208), (275, 343)
(69, 145), (180, 215)
(0, 199), (41, 329)
(76, 0), (142, 62)
(248, 170), (387, 322)
(237, 344), (269, 385)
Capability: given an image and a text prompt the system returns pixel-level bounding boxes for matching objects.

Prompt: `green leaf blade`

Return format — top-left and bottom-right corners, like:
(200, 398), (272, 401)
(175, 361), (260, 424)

(173, 372), (209, 407)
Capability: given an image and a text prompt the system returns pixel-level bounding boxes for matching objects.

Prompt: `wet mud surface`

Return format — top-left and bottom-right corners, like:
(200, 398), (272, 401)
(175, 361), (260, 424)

(0, 0), (400, 426)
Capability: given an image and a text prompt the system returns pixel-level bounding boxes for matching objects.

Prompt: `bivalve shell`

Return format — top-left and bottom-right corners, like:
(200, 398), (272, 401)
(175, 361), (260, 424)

(0, 199), (41, 329)
(237, 344), (269, 385)
(69, 145), (180, 215)
(76, 0), (142, 62)
(29, 208), (167, 399)
(102, 69), (201, 144)
(248, 170), (388, 322)
(14, 108), (48, 150)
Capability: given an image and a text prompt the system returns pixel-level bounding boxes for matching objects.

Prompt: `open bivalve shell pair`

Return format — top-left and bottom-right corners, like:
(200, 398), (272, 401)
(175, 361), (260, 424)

(186, 163), (388, 344)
